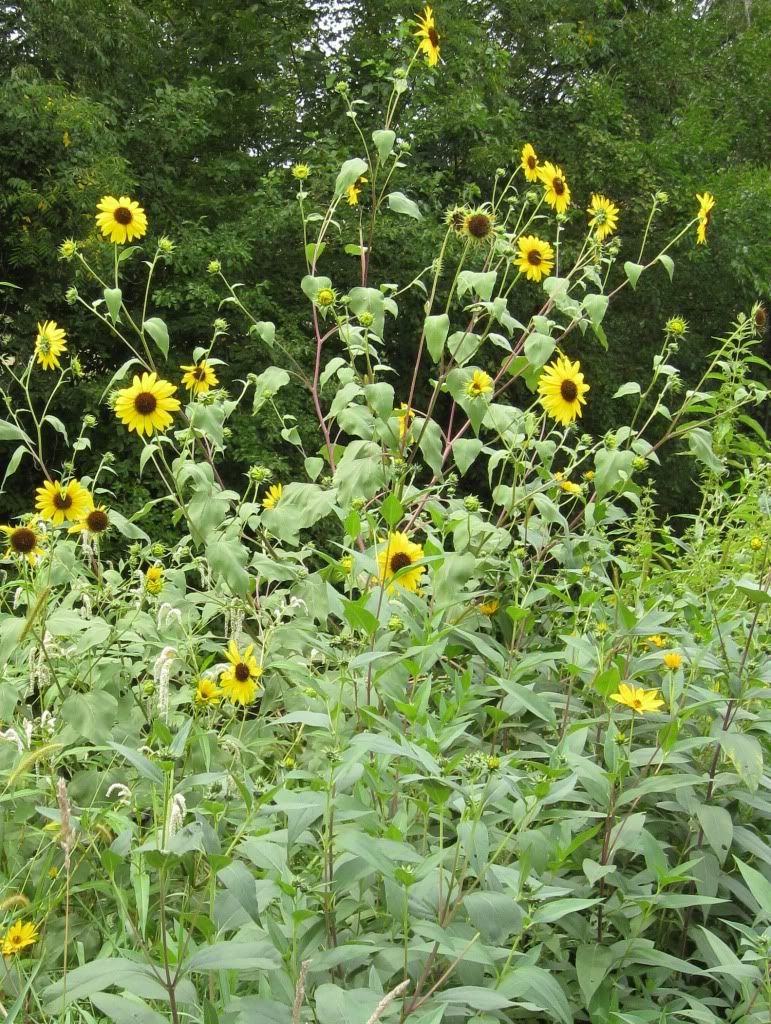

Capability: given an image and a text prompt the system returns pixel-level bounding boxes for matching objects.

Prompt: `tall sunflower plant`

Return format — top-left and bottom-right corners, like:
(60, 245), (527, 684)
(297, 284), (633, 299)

(0, 7), (770, 1024)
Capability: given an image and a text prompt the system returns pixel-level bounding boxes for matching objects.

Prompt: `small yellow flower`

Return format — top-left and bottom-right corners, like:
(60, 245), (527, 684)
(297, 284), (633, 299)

(1, 919), (39, 956)
(479, 598), (499, 616)
(346, 177), (368, 206)
(35, 479), (92, 526)
(515, 235), (555, 282)
(595, 622), (609, 635)
(47, 867), (59, 879)
(0, 524), (44, 563)
(414, 5), (441, 66)
(538, 161), (571, 215)
(695, 192), (715, 245)
(582, 470), (595, 481)
(610, 683), (665, 715)
(220, 640), (263, 705)
(316, 287), (336, 308)
(520, 143), (539, 182)
(377, 532), (426, 593)
(647, 634), (667, 648)
(35, 320), (67, 371)
(96, 195), (148, 244)
(537, 355), (590, 426)
(194, 678), (222, 707)
(466, 370), (493, 399)
(145, 566), (164, 595)
(292, 164), (311, 180)
(262, 483), (283, 510)
(180, 360), (218, 396)
(663, 652), (683, 670)
(750, 536), (763, 551)
(558, 479), (581, 494)
(397, 403), (414, 442)
(665, 316), (688, 337)
(587, 194), (619, 241)
(341, 555), (353, 574)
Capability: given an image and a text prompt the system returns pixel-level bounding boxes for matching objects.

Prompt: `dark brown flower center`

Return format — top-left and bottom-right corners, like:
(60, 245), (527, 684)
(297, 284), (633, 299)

(428, 26), (439, 46)
(87, 509), (109, 533)
(11, 527), (36, 553)
(451, 210), (465, 229)
(466, 213), (492, 239)
(193, 366), (207, 381)
(114, 206), (133, 225)
(134, 391), (157, 415)
(53, 490), (72, 510)
(527, 250), (542, 266)
(553, 178), (565, 196)
(527, 156), (536, 169)
(560, 379), (578, 402)
(235, 662), (251, 682)
(390, 552), (412, 573)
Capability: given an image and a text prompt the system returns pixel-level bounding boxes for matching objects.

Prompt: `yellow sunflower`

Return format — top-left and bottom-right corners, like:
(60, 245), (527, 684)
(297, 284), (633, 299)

(663, 651), (683, 670)
(180, 360), (218, 396)
(95, 195), (148, 244)
(463, 208), (496, 244)
(538, 161), (571, 215)
(292, 164), (311, 180)
(515, 235), (555, 282)
(262, 483), (283, 509)
(587, 194), (619, 241)
(0, 524), (44, 564)
(69, 504), (110, 537)
(479, 598), (499, 616)
(220, 640), (263, 705)
(558, 479), (581, 494)
(1, 919), (39, 956)
(696, 192), (715, 245)
(398, 403), (414, 441)
(466, 370), (494, 399)
(35, 479), (92, 526)
(35, 320), (67, 371)
(145, 566), (164, 595)
(114, 372), (180, 437)
(537, 355), (590, 426)
(194, 678), (222, 707)
(445, 205), (470, 235)
(414, 5), (441, 67)
(346, 177), (368, 206)
(610, 683), (665, 714)
(520, 143), (539, 182)
(377, 531), (426, 593)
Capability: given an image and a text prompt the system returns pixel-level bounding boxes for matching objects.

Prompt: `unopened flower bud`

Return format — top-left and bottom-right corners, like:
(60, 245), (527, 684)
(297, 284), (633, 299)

(83, 414), (97, 428)
(213, 317), (228, 332)
(65, 286), (78, 305)
(463, 495), (480, 512)
(632, 456), (647, 472)
(158, 236), (174, 255)
(207, 260), (221, 274)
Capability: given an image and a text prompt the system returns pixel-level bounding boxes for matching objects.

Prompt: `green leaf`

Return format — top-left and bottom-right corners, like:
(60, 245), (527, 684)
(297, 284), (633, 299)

(182, 940), (282, 974)
(696, 805), (733, 864)
(334, 157), (368, 197)
(104, 287), (123, 323)
(623, 262), (644, 289)
(364, 381), (394, 421)
(60, 691), (118, 743)
(594, 448), (636, 498)
(532, 898), (599, 924)
(457, 270), (497, 301)
(372, 128), (396, 162)
(418, 417), (444, 475)
(91, 993), (168, 1024)
(524, 332), (555, 368)
(305, 241), (325, 264)
(387, 191), (422, 219)
(452, 438), (483, 476)
(380, 493), (403, 527)
(108, 742), (164, 786)
(613, 381), (641, 399)
(687, 427), (724, 474)
(575, 944), (614, 1008)
(206, 534), (251, 596)
(583, 293), (609, 326)
(343, 597), (379, 636)
(658, 253), (675, 280)
(143, 317), (169, 359)
(253, 321), (276, 347)
(424, 313), (450, 362)
(252, 366), (290, 413)
(0, 444), (30, 492)
(736, 858), (771, 918)
(464, 892), (523, 943)
(43, 959), (165, 1012)
(720, 733), (763, 792)
(0, 420), (31, 444)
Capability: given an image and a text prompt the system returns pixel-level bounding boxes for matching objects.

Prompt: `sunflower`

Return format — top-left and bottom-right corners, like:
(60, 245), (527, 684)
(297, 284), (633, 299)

(587, 194), (619, 241)
(114, 372), (180, 437)
(558, 479), (581, 494)
(69, 504), (110, 537)
(95, 195), (148, 244)
(479, 598), (499, 616)
(695, 191), (715, 245)
(180, 360), (218, 396)
(466, 370), (493, 399)
(647, 634), (667, 648)
(145, 566), (164, 595)
(194, 678), (222, 707)
(663, 652), (683, 670)
(262, 483), (282, 509)
(35, 479), (92, 526)
(537, 355), (589, 427)
(0, 524), (44, 564)
(414, 5), (441, 67)
(1, 920), (39, 956)
(34, 321), (67, 371)
(292, 164), (311, 180)
(538, 161), (571, 215)
(610, 684), (665, 714)
(397, 403), (414, 441)
(514, 235), (555, 282)
(346, 177), (368, 206)
(220, 640), (262, 705)
(520, 143), (539, 182)
(445, 205), (469, 235)
(316, 287), (337, 308)
(665, 316), (688, 337)
(463, 208), (496, 244)
(377, 531), (426, 593)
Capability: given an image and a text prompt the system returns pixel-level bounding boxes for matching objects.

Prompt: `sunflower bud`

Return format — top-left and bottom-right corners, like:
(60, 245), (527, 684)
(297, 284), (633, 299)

(463, 495), (480, 512)
(158, 236), (174, 255)
(58, 239), (78, 260)
(83, 414), (97, 428)
(65, 286), (78, 305)
(632, 456), (647, 472)
(207, 260), (221, 274)
(213, 317), (228, 332)
(248, 465), (271, 483)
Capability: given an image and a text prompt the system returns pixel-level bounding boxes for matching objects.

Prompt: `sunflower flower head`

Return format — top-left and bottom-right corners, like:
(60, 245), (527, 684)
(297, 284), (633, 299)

(479, 597), (499, 616)
(587, 194), (619, 241)
(220, 640), (262, 705)
(663, 651), (683, 670)
(537, 355), (590, 427)
(414, 5), (441, 67)
(114, 372), (180, 437)
(665, 316), (688, 337)
(180, 360), (219, 396)
(262, 483), (283, 510)
(292, 164), (311, 180)
(35, 478), (92, 526)
(69, 504), (110, 537)
(520, 143), (539, 182)
(695, 192), (715, 245)
(515, 235), (555, 282)
(1, 919), (39, 956)
(465, 370), (494, 399)
(610, 683), (665, 715)
(35, 321), (67, 371)
(445, 205), (470, 235)
(538, 162), (571, 215)
(0, 524), (44, 564)
(194, 678), (222, 707)
(463, 208), (496, 244)
(145, 566), (164, 595)
(377, 531), (426, 593)
(95, 195), (148, 244)
(346, 177), (368, 206)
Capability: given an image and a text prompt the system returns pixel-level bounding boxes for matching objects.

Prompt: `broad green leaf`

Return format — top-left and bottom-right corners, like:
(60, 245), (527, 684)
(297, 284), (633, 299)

(252, 366), (290, 413)
(334, 157), (368, 197)
(720, 732), (763, 792)
(104, 287), (123, 323)
(623, 262), (644, 289)
(452, 438), (483, 476)
(524, 332), (555, 368)
(387, 190), (422, 219)
(457, 270), (497, 301)
(43, 959), (165, 1011)
(60, 691), (118, 743)
(143, 317), (169, 359)
(583, 293), (609, 326)
(575, 944), (614, 1008)
(108, 742), (164, 786)
(424, 313), (450, 362)
(688, 427), (724, 474)
(91, 993), (168, 1024)
(206, 534), (251, 596)
(0, 420), (31, 443)
(613, 381), (641, 399)
(735, 858), (771, 917)
(372, 128), (396, 162)
(696, 805), (733, 864)
(658, 253), (675, 280)
(182, 940), (282, 974)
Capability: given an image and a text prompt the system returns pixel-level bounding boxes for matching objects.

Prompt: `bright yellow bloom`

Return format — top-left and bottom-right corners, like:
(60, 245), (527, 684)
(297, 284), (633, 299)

(1, 919), (39, 956)
(559, 479), (581, 494)
(69, 504), (110, 537)
(180, 360), (218, 396)
(696, 192), (715, 245)
(414, 5), (441, 66)
(377, 532), (426, 593)
(95, 195), (148, 244)
(663, 651), (683, 670)
(145, 566), (164, 595)
(583, 470), (595, 481)
(610, 683), (665, 714)
(515, 235), (555, 282)
(220, 640), (262, 705)
(262, 483), (283, 509)
(647, 634), (667, 648)
(346, 177), (368, 206)
(341, 555), (353, 574)
(35, 479), (91, 526)
(194, 678), (222, 707)
(35, 320), (67, 371)
(538, 161), (571, 215)
(292, 164), (311, 180)
(520, 143), (539, 182)
(750, 536), (763, 551)
(665, 316), (688, 337)
(537, 355), (590, 426)
(114, 372), (180, 437)
(587, 194), (619, 241)
(479, 598), (499, 616)
(398, 403), (414, 442)
(466, 369), (493, 399)
(463, 208), (495, 244)
(316, 288), (336, 307)
(0, 524), (44, 564)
